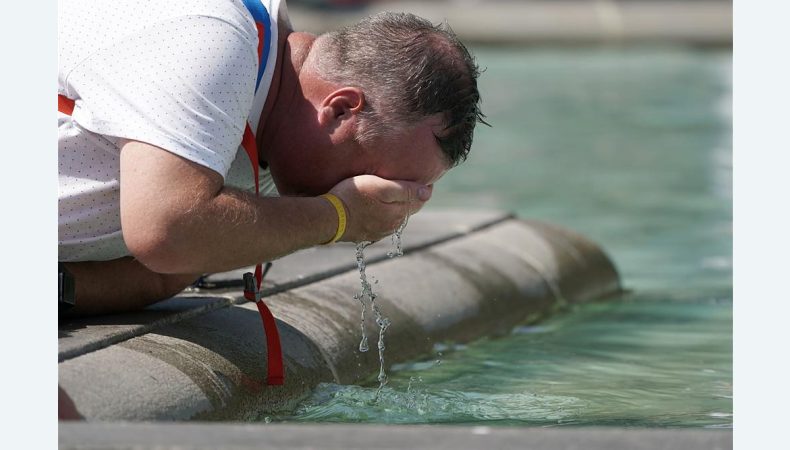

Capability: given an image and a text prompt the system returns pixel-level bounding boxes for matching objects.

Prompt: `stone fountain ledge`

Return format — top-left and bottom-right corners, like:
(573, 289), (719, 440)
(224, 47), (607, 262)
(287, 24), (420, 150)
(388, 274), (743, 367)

(58, 208), (620, 421)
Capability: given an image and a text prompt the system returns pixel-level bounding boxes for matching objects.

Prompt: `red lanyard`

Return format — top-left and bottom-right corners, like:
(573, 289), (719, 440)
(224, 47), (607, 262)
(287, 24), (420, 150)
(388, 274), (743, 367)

(240, 122), (284, 386)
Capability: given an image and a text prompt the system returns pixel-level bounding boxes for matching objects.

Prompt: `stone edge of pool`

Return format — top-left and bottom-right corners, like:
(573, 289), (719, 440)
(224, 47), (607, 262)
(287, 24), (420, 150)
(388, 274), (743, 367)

(58, 210), (621, 421)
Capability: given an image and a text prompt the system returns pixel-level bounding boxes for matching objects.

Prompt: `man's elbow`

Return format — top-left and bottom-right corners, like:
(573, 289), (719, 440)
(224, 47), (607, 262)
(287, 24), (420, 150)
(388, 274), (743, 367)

(122, 218), (197, 274)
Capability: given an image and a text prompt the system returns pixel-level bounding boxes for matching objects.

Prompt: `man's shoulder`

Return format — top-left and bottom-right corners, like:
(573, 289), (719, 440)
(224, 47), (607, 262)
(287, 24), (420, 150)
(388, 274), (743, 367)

(60, 0), (262, 60)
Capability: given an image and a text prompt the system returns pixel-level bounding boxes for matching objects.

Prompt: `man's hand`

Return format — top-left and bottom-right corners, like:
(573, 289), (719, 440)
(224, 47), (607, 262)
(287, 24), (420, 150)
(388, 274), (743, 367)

(329, 175), (432, 243)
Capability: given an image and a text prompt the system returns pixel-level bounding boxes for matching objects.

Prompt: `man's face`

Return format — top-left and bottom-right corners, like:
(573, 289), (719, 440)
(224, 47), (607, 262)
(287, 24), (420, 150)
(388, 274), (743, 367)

(363, 116), (450, 188)
(270, 114), (450, 197)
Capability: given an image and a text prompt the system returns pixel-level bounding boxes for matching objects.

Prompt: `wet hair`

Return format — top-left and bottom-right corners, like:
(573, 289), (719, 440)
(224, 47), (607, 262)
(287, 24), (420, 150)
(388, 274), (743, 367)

(312, 12), (487, 166)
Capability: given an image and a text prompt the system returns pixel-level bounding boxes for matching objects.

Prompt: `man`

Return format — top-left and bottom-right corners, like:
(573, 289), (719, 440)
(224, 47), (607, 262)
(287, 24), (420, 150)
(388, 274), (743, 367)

(58, 0), (484, 314)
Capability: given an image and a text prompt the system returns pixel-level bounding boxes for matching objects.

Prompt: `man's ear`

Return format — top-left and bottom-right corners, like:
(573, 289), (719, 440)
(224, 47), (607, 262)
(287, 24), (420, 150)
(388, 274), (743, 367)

(318, 87), (365, 129)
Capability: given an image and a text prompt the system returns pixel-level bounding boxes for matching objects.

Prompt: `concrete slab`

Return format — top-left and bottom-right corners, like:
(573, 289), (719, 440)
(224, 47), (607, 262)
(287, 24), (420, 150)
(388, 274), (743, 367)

(59, 295), (233, 362)
(59, 422), (733, 450)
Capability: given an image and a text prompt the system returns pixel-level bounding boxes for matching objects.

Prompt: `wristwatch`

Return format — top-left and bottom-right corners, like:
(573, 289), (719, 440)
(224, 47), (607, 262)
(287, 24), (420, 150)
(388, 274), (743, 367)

(59, 263), (76, 311)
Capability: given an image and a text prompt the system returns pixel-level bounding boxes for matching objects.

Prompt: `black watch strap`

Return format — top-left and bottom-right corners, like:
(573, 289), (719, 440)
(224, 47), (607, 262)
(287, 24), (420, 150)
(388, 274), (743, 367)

(59, 263), (76, 311)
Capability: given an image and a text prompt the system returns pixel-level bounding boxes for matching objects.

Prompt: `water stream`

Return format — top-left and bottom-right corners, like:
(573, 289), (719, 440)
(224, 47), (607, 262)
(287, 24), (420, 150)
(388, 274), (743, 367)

(353, 208), (410, 390)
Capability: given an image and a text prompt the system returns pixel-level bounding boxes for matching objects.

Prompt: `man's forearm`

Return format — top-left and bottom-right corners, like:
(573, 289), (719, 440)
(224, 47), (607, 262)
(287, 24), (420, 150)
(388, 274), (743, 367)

(119, 139), (426, 275)
(126, 186), (337, 274)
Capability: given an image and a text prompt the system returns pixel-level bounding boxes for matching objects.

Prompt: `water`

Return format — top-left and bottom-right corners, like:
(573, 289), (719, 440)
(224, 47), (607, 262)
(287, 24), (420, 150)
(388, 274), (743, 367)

(354, 239), (395, 389)
(386, 205), (410, 258)
(288, 297), (731, 427)
(354, 202), (412, 389)
(353, 242), (372, 354)
(274, 47), (732, 427)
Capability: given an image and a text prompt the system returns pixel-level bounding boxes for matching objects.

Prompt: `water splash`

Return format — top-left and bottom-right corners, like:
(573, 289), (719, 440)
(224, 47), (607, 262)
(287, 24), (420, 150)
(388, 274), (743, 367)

(406, 376), (423, 394)
(286, 382), (586, 424)
(405, 376), (424, 410)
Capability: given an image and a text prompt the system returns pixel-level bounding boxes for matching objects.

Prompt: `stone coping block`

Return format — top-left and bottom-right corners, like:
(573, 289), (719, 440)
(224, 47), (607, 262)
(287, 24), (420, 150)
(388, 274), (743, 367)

(59, 422), (732, 450)
(58, 209), (620, 421)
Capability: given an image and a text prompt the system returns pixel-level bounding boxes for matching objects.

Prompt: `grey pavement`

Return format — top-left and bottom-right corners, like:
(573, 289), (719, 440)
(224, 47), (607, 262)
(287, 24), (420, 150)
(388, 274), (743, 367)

(59, 422), (733, 450)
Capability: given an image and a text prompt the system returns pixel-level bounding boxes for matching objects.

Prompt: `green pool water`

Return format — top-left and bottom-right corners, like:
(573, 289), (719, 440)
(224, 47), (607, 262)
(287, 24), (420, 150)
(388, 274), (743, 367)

(273, 47), (733, 428)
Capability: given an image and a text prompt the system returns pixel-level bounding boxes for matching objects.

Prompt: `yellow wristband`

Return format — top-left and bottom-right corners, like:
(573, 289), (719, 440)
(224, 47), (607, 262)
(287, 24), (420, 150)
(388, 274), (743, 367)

(319, 193), (347, 245)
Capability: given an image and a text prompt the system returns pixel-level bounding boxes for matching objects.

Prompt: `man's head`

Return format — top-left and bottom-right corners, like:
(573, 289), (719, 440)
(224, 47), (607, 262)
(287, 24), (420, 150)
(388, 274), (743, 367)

(311, 12), (485, 166)
(267, 12), (485, 196)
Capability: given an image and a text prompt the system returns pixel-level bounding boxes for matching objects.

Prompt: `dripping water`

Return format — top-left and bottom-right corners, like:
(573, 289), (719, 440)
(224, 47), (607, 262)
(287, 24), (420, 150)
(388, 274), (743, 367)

(353, 197), (412, 392)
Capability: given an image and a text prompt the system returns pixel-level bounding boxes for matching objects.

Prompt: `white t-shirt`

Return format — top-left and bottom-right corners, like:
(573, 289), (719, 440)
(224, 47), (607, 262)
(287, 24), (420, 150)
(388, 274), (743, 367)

(58, 0), (282, 262)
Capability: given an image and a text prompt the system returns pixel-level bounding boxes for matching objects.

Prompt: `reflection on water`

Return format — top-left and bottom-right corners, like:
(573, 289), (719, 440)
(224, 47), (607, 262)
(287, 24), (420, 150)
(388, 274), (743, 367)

(274, 47), (732, 428)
